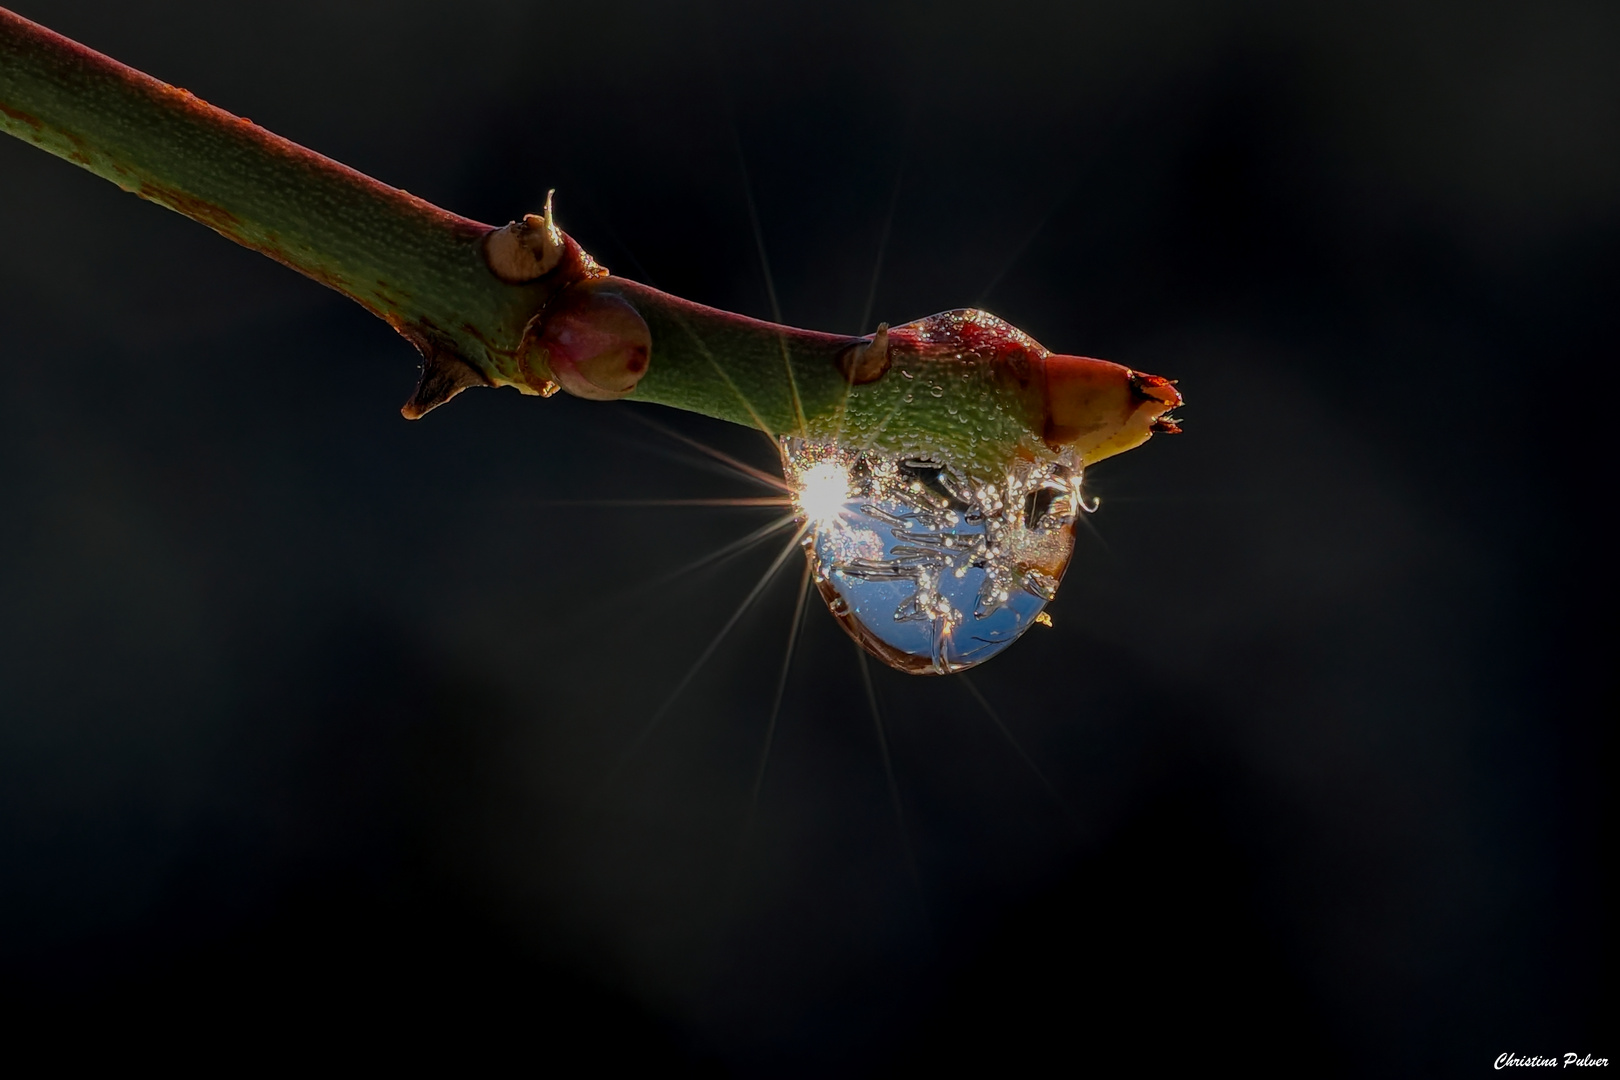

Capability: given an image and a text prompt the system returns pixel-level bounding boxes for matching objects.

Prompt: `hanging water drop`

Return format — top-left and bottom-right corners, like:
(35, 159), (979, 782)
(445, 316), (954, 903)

(773, 305), (1183, 672)
(780, 436), (1086, 674)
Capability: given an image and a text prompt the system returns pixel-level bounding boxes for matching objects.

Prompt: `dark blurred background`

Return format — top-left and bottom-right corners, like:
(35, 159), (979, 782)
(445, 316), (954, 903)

(1, 0), (1612, 1072)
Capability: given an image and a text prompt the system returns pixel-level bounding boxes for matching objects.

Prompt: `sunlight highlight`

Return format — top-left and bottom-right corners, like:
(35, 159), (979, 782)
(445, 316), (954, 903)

(792, 460), (854, 529)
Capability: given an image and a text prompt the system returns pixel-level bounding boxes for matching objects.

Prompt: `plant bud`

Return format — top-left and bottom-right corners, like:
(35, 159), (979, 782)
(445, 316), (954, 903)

(1042, 354), (1182, 465)
(528, 283), (652, 401)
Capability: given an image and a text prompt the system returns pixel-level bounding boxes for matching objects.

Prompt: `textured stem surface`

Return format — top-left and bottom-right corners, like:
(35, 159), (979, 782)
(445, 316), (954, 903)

(1, 7), (1181, 467)
(0, 8), (539, 377)
(0, 7), (856, 433)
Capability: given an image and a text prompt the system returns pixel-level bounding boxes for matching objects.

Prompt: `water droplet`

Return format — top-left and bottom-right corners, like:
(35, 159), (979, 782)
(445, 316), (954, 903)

(903, 392), (914, 403)
(929, 385), (945, 398)
(779, 437), (1085, 674)
(901, 369), (914, 379)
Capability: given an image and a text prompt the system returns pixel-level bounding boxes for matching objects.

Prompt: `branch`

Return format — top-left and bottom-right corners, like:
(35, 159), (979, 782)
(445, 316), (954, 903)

(0, 7), (1181, 471)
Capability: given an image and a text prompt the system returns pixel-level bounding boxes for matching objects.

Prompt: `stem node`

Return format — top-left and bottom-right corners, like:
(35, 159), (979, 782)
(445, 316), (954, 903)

(836, 322), (891, 385)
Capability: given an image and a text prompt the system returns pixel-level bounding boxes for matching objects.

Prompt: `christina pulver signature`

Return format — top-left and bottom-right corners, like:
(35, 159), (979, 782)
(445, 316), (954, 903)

(1495, 1053), (1609, 1069)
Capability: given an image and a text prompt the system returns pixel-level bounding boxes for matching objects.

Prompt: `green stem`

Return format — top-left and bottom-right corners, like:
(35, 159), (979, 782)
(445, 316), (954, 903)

(0, 8), (531, 374)
(605, 280), (855, 435)
(3, 6), (1170, 478)
(0, 6), (860, 436)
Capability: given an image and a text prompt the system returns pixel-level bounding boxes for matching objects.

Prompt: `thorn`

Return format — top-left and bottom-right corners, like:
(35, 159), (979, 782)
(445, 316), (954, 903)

(482, 189), (565, 283)
(836, 322), (891, 384)
(401, 349), (491, 419)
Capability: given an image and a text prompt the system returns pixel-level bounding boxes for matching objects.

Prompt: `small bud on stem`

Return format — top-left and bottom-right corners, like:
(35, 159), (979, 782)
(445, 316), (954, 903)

(1043, 357), (1184, 463)
(836, 323), (891, 384)
(483, 190), (565, 284)
(524, 282), (653, 401)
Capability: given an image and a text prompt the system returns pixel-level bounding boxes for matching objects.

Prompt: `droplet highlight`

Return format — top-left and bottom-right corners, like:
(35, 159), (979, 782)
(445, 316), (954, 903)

(780, 437), (1085, 674)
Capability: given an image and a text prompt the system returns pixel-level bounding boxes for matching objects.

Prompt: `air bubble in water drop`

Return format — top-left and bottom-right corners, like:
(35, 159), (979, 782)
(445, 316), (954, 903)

(780, 437), (1086, 674)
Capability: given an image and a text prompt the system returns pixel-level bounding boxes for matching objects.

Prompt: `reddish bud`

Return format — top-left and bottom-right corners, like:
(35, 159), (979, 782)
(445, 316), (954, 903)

(1042, 355), (1183, 465)
(526, 282), (652, 401)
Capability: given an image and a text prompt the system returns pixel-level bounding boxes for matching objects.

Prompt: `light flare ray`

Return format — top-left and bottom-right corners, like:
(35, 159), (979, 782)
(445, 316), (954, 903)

(857, 648), (934, 945)
(625, 410), (789, 491)
(731, 133), (808, 439)
(959, 673), (1084, 834)
(521, 497), (790, 509)
(596, 527), (809, 796)
(723, 560), (814, 907)
(637, 512), (800, 593)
